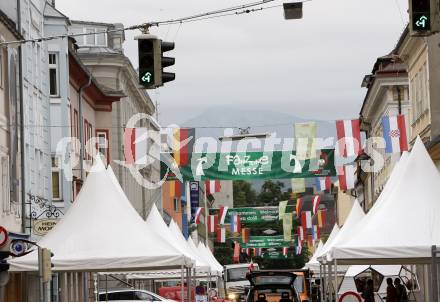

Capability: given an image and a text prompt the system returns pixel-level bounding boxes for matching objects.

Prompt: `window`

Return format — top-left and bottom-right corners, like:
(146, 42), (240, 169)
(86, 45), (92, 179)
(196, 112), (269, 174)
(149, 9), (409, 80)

(173, 197), (179, 212)
(1, 156), (10, 213)
(96, 130), (109, 164)
(49, 53), (59, 96)
(85, 28), (95, 45)
(52, 156), (61, 200)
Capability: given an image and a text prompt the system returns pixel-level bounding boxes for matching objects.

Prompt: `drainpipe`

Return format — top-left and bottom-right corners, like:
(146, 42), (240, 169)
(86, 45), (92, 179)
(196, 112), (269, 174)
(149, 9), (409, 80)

(78, 75), (92, 181)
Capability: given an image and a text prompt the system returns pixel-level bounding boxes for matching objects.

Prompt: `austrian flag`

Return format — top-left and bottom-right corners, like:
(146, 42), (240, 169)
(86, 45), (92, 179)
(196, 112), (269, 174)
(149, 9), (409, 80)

(336, 119), (362, 157)
(219, 206), (229, 225)
(207, 215), (218, 233)
(337, 165), (355, 191)
(301, 211), (312, 229)
(194, 207), (204, 224)
(312, 195), (321, 215)
(206, 180), (221, 195)
(382, 115), (408, 153)
(217, 227), (226, 243)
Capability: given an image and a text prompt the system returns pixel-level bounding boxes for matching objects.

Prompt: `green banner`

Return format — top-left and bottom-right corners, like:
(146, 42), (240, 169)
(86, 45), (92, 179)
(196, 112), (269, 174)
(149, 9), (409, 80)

(240, 235), (292, 248)
(262, 250), (288, 260)
(211, 206), (295, 224)
(161, 149), (335, 181)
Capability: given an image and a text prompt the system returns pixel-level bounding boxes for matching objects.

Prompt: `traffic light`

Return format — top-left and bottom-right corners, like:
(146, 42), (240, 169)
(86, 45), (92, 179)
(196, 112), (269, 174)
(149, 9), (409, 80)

(39, 247), (54, 283)
(136, 34), (176, 88)
(409, 0), (440, 35)
(0, 251), (10, 272)
(160, 41), (176, 85)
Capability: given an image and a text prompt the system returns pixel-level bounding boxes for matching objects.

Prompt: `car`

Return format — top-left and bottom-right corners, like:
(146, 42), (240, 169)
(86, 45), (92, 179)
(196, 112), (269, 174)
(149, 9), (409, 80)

(245, 271), (301, 302)
(98, 289), (178, 302)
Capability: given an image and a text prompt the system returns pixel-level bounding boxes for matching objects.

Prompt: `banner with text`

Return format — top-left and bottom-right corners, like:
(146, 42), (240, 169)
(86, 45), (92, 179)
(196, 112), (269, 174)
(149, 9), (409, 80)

(240, 235), (292, 248)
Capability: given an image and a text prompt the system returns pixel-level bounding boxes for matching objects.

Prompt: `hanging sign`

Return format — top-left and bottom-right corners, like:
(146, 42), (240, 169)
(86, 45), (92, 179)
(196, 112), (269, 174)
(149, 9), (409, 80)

(33, 219), (58, 236)
(240, 235), (292, 248)
(190, 181), (200, 222)
(262, 250), (286, 260)
(212, 206), (295, 224)
(161, 149), (335, 181)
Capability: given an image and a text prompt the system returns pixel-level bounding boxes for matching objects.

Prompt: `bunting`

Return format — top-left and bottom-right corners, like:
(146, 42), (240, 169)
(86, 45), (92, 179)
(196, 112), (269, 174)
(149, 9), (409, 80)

(307, 235), (313, 248)
(169, 181), (182, 198)
(206, 180), (221, 195)
(312, 225), (320, 241)
(317, 209), (326, 228)
(296, 198), (303, 217)
(283, 213), (293, 241)
(291, 178), (306, 193)
(312, 195), (321, 215)
(301, 211), (312, 229)
(297, 226), (305, 241)
(216, 227), (226, 243)
(230, 214), (241, 233)
(207, 215), (218, 233)
(294, 122), (317, 160)
(233, 242), (241, 263)
(195, 207), (204, 224)
(124, 127), (148, 164)
(295, 240), (302, 255)
(242, 228), (250, 243)
(219, 206), (229, 225)
(338, 164), (356, 191)
(336, 119), (361, 157)
(315, 176), (331, 192)
(278, 200), (288, 220)
(172, 128), (195, 166)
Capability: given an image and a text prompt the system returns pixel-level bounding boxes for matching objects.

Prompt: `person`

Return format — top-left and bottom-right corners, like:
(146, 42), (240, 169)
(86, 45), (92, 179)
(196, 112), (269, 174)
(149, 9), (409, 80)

(386, 278), (398, 302)
(361, 279), (375, 302)
(394, 278), (408, 302)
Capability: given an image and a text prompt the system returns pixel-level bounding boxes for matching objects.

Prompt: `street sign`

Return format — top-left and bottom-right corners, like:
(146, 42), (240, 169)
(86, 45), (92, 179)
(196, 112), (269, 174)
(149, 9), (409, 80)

(0, 226), (8, 247)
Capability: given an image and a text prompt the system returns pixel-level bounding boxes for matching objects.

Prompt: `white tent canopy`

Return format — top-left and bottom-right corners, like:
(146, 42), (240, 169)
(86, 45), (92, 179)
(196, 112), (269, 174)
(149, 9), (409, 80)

(332, 137), (440, 264)
(187, 236), (219, 274)
(318, 201), (365, 262)
(10, 157), (192, 272)
(316, 224), (340, 262)
(198, 242), (223, 273)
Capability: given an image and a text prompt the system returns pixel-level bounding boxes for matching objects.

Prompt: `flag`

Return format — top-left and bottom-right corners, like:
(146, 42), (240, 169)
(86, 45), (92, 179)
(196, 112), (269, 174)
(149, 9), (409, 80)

(283, 213), (293, 241)
(230, 214), (241, 233)
(307, 235), (313, 248)
(295, 241), (302, 255)
(296, 198), (303, 217)
(194, 207), (204, 224)
(216, 227), (226, 243)
(295, 122), (317, 160)
(124, 128), (148, 164)
(382, 115), (408, 153)
(312, 195), (321, 215)
(169, 181), (182, 198)
(206, 180), (221, 195)
(301, 211), (312, 229)
(337, 164), (356, 191)
(297, 226), (305, 241)
(242, 228), (250, 243)
(317, 209), (326, 228)
(219, 206), (229, 224)
(233, 242), (240, 263)
(207, 215), (218, 233)
(256, 248), (262, 257)
(172, 128), (195, 166)
(315, 176), (331, 192)
(278, 200), (288, 220)
(282, 247), (289, 257)
(291, 178), (306, 193)
(335, 119), (361, 157)
(312, 225), (320, 241)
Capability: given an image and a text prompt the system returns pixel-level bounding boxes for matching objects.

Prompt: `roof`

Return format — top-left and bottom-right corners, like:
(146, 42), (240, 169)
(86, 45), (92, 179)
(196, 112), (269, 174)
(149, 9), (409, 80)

(43, 2), (70, 23)
(0, 9), (23, 40)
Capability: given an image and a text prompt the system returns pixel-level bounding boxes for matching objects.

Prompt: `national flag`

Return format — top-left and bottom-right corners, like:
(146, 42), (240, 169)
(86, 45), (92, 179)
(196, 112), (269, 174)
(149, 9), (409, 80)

(194, 207), (204, 224)
(206, 180), (221, 195)
(382, 115), (408, 153)
(297, 226), (305, 241)
(295, 241), (302, 255)
(219, 206), (229, 224)
(312, 195), (321, 215)
(296, 198), (303, 217)
(169, 181), (182, 198)
(278, 200), (288, 220)
(312, 225), (320, 241)
(124, 128), (148, 164)
(291, 178), (306, 193)
(282, 247), (289, 257)
(172, 128), (195, 166)
(207, 215), (218, 233)
(301, 211), (312, 229)
(230, 214), (241, 233)
(242, 228), (250, 243)
(337, 164), (356, 191)
(216, 227), (226, 243)
(317, 209), (326, 228)
(315, 176), (331, 192)
(294, 122), (317, 160)
(233, 242), (240, 263)
(335, 119), (362, 157)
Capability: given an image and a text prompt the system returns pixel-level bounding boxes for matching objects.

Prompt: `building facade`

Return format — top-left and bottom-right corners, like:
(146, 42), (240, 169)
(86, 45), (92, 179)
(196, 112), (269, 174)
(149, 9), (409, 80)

(357, 54), (410, 210)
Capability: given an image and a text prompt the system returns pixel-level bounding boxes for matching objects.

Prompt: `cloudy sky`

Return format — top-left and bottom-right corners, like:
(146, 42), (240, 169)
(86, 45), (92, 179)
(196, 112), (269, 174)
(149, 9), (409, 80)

(56, 0), (408, 125)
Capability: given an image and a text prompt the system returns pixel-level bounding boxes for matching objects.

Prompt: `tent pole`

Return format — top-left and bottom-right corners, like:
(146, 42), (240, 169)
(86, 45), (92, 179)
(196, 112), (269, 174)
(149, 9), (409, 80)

(334, 260), (338, 302)
(431, 245), (438, 302)
(187, 267), (192, 302)
(319, 264), (323, 302)
(181, 265), (185, 302)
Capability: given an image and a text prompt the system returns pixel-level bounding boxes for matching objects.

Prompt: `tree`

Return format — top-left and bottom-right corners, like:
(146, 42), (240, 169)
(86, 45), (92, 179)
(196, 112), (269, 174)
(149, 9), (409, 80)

(258, 180), (291, 206)
(233, 180), (257, 207)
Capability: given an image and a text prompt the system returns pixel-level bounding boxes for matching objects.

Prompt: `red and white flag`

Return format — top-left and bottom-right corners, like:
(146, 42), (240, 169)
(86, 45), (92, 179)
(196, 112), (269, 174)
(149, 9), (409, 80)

(301, 211), (312, 229)
(230, 214), (241, 233)
(219, 206), (229, 224)
(282, 247), (289, 257)
(337, 164), (355, 191)
(312, 195), (321, 215)
(206, 180), (221, 195)
(195, 207), (204, 224)
(233, 242), (240, 263)
(216, 227), (226, 243)
(315, 176), (331, 192)
(124, 128), (148, 164)
(297, 226), (305, 241)
(207, 215), (218, 233)
(336, 119), (361, 157)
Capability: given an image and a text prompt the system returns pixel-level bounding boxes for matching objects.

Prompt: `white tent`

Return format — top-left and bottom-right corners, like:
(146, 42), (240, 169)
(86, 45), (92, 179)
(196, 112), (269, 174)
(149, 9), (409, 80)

(332, 137), (440, 264)
(317, 225), (340, 261)
(318, 201), (365, 262)
(187, 237), (220, 274)
(198, 242), (223, 273)
(10, 158), (192, 272)
(304, 240), (324, 272)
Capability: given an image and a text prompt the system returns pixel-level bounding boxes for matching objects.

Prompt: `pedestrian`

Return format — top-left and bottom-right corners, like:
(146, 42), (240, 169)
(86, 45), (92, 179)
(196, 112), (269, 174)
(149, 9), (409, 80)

(394, 278), (408, 302)
(361, 279), (375, 302)
(386, 278), (398, 302)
